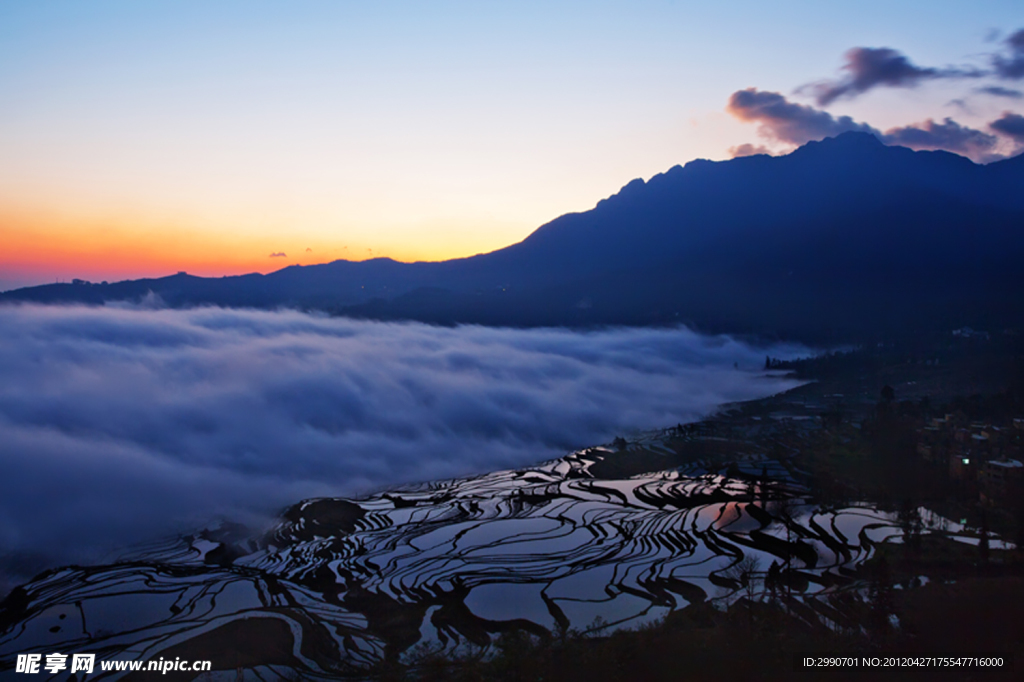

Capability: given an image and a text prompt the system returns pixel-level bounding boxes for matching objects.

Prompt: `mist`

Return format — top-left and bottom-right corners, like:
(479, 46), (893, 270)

(0, 304), (809, 589)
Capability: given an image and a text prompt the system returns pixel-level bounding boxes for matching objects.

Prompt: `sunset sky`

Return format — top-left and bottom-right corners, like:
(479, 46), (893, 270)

(2, 0), (1023, 291)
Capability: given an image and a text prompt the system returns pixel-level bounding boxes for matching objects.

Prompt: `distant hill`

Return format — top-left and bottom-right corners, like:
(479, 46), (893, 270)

(4, 132), (1023, 342)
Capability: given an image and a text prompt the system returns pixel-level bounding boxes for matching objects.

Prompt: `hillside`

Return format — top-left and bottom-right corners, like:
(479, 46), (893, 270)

(5, 132), (1023, 342)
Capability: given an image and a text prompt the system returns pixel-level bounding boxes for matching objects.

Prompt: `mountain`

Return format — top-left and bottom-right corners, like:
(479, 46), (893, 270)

(4, 132), (1023, 342)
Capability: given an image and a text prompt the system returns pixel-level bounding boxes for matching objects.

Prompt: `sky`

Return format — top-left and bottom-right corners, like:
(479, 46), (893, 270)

(2, 0), (1023, 290)
(0, 304), (807, 591)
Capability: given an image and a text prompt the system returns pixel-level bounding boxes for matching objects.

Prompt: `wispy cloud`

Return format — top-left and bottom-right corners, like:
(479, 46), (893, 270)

(976, 85), (1024, 99)
(992, 29), (1024, 80)
(0, 305), (808, 588)
(800, 47), (983, 106)
(776, 28), (1024, 117)
(269, 252), (287, 258)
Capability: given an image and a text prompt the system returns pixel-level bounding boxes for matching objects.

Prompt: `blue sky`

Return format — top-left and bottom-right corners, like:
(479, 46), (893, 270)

(1, 1), (1022, 289)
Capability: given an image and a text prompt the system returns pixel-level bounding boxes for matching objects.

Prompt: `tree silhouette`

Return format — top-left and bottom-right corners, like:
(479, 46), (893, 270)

(869, 555), (895, 638)
(765, 560), (781, 602)
(979, 511), (990, 563)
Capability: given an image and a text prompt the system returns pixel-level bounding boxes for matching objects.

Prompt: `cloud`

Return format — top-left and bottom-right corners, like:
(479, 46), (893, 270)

(727, 89), (1006, 162)
(989, 111), (1024, 141)
(945, 98), (973, 115)
(306, 247), (313, 252)
(804, 48), (940, 105)
(726, 31), (1024, 161)
(0, 305), (808, 590)
(793, 30), (1024, 107)
(728, 143), (773, 158)
(269, 252), (287, 258)
(976, 85), (1023, 99)
(992, 28), (1024, 80)
(882, 118), (1000, 160)
(726, 88), (878, 146)
(801, 47), (984, 106)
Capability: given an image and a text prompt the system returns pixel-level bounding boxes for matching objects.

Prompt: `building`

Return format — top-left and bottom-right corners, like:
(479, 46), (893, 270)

(979, 458), (1024, 506)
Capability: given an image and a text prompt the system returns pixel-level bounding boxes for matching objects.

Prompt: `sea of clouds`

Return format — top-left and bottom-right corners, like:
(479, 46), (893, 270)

(0, 304), (810, 590)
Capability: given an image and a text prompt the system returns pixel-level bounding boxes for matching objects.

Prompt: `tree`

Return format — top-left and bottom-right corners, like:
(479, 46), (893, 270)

(868, 555), (895, 638)
(759, 465), (770, 507)
(746, 476), (758, 502)
(1015, 492), (1024, 547)
(725, 555), (763, 629)
(737, 555), (763, 604)
(771, 497), (801, 609)
(765, 560), (781, 602)
(979, 511), (991, 563)
(898, 498), (923, 553)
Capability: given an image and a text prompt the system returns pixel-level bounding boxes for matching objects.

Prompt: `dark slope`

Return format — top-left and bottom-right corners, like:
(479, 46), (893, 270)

(4, 132), (1023, 342)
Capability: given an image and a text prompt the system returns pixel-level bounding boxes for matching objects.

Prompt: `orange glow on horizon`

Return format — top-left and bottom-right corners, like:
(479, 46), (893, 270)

(0, 205), (524, 289)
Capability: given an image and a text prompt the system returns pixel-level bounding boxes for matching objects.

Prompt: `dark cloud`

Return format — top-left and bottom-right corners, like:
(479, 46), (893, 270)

(728, 143), (773, 158)
(727, 89), (1006, 162)
(791, 30), (1024, 108)
(992, 29), (1024, 80)
(726, 88), (878, 146)
(882, 118), (1000, 160)
(799, 29), (1024, 97)
(989, 111), (1024, 141)
(0, 305), (807, 590)
(805, 48), (942, 106)
(976, 85), (1024, 99)
(269, 252), (287, 258)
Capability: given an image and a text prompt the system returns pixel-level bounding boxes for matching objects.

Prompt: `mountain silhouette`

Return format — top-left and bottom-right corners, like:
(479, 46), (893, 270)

(4, 132), (1023, 342)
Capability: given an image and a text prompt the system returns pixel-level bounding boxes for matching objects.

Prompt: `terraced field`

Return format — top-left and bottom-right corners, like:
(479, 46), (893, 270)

(0, 438), (996, 679)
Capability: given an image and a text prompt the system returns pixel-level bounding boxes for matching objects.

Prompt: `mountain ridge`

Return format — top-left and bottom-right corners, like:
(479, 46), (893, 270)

(4, 132), (1023, 343)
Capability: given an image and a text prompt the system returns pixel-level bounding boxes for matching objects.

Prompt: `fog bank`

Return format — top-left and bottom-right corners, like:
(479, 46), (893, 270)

(0, 304), (809, 589)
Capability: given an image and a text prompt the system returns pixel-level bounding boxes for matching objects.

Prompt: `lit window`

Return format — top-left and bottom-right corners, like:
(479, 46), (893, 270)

(962, 457), (970, 465)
